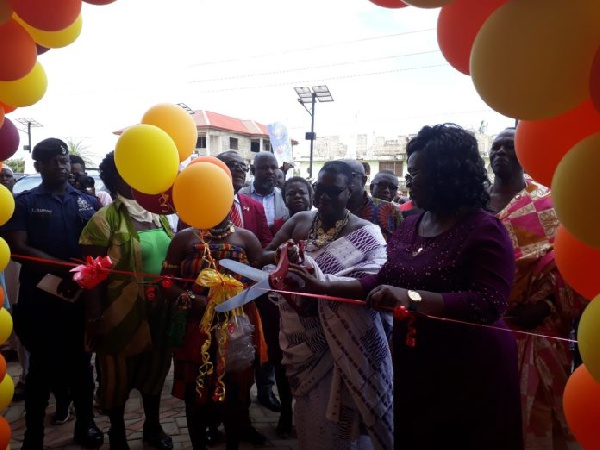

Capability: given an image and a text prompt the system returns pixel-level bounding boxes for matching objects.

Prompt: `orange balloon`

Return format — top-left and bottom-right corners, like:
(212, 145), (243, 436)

(8, 0), (81, 31)
(590, 46), (600, 114)
(437, 0), (508, 75)
(0, 19), (37, 82)
(563, 365), (600, 450)
(0, 417), (9, 449)
(555, 225), (600, 300)
(189, 156), (232, 179)
(516, 100), (600, 188)
(0, 102), (14, 114)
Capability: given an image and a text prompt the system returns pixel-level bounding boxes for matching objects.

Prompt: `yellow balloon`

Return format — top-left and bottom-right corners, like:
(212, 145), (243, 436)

(0, 238), (9, 272)
(0, 374), (13, 410)
(0, 308), (12, 346)
(115, 124), (179, 195)
(0, 61), (47, 107)
(471, 0), (600, 120)
(15, 14), (82, 49)
(0, 184), (14, 226)
(403, 0), (454, 7)
(172, 162), (233, 230)
(578, 296), (600, 382)
(552, 132), (600, 249)
(142, 104), (198, 162)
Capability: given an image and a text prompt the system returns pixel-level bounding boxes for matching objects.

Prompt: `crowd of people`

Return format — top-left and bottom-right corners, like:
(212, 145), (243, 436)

(0, 123), (585, 450)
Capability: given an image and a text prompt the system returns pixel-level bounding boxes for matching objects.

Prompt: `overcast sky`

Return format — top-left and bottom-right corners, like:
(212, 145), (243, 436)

(7, 0), (514, 167)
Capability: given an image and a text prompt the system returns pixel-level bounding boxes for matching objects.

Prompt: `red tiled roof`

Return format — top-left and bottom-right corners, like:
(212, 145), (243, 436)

(113, 110), (269, 137)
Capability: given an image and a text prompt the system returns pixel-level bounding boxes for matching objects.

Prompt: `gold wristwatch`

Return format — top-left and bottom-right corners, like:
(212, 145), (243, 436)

(407, 290), (422, 312)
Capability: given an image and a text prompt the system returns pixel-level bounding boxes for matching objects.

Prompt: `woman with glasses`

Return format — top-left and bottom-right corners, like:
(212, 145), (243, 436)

(289, 124), (523, 449)
(265, 161), (393, 449)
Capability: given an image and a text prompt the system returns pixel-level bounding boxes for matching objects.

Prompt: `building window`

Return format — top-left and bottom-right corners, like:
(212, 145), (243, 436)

(196, 136), (206, 149)
(379, 161), (404, 176)
(230, 137), (238, 150)
(250, 140), (260, 152)
(263, 141), (272, 152)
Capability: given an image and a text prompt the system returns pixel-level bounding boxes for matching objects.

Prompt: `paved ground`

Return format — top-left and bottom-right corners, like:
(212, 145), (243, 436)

(5, 361), (299, 450)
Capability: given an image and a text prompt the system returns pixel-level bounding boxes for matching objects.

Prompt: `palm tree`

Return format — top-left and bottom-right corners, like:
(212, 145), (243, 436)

(66, 139), (96, 168)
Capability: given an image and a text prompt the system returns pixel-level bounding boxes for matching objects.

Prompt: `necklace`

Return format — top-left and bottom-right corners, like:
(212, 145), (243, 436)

(195, 219), (235, 240)
(306, 210), (350, 251)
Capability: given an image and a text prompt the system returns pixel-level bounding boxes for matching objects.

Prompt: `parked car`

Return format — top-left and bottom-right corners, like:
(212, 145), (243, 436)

(13, 173), (108, 195)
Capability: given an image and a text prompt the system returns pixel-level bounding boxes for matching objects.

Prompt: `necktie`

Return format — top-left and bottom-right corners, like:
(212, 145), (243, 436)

(230, 201), (243, 227)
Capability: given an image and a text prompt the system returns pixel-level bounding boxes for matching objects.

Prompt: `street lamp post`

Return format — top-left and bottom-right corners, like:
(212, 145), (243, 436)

(294, 86), (334, 179)
(15, 118), (43, 152)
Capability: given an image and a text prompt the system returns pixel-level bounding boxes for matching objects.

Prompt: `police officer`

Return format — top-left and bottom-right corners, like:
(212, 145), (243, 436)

(4, 138), (104, 449)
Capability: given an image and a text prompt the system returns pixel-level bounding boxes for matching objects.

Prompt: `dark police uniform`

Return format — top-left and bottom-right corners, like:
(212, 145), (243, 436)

(3, 141), (102, 449)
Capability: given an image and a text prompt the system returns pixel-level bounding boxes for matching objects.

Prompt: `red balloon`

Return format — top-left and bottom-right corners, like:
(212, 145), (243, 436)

(0, 19), (37, 81)
(590, 46), (600, 113)
(563, 365), (600, 450)
(515, 100), (600, 187)
(555, 225), (600, 300)
(368, 0), (408, 7)
(0, 118), (19, 160)
(83, 0), (117, 4)
(9, 0), (81, 31)
(189, 156), (232, 179)
(437, 0), (508, 75)
(0, 108), (4, 129)
(132, 187), (176, 215)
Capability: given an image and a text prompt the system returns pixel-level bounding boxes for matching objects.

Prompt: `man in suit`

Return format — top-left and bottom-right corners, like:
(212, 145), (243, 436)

(239, 151), (289, 233)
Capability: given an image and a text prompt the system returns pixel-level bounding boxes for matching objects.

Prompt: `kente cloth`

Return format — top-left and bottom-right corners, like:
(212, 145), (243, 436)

(79, 199), (173, 356)
(278, 223), (393, 450)
(356, 193), (403, 242)
(171, 242), (266, 404)
(497, 180), (586, 449)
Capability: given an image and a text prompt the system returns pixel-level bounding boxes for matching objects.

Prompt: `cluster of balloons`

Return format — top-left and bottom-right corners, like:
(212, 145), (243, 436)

(0, 175), (16, 449)
(370, 0), (600, 448)
(0, 0), (117, 163)
(115, 103), (234, 230)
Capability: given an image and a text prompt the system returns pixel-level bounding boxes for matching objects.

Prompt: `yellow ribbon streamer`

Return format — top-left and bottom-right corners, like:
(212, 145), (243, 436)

(194, 267), (244, 402)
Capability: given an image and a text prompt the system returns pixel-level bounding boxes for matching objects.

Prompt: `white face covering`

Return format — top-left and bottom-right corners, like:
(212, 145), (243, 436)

(117, 194), (160, 226)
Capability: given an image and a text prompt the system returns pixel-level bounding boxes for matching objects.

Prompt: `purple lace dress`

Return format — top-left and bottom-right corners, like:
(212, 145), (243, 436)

(360, 209), (524, 450)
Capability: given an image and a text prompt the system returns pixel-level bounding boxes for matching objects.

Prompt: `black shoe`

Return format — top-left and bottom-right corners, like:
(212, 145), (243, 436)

(73, 420), (104, 449)
(239, 426), (267, 445)
(143, 426), (174, 450)
(257, 390), (281, 412)
(276, 411), (294, 439)
(206, 425), (219, 446)
(51, 408), (70, 425)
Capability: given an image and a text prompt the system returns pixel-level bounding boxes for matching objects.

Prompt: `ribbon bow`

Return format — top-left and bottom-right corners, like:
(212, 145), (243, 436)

(195, 268), (245, 402)
(70, 256), (113, 289)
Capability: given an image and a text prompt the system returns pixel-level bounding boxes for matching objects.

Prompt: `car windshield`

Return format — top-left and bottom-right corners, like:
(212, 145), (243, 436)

(13, 174), (107, 195)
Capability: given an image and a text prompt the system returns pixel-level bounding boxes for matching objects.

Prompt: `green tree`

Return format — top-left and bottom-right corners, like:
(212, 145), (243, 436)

(5, 158), (25, 174)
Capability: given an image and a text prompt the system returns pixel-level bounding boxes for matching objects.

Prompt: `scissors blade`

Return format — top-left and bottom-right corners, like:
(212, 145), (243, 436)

(215, 279), (270, 312)
(218, 259), (267, 282)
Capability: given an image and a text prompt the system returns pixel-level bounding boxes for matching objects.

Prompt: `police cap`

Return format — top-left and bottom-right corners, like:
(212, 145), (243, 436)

(32, 138), (69, 162)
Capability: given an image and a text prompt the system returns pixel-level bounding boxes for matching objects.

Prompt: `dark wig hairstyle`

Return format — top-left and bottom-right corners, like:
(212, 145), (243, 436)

(99, 151), (120, 196)
(281, 176), (313, 204)
(406, 124), (490, 214)
(320, 160), (356, 185)
(69, 154), (85, 168)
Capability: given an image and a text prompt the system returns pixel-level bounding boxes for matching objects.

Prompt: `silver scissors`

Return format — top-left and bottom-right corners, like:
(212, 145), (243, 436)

(215, 259), (271, 312)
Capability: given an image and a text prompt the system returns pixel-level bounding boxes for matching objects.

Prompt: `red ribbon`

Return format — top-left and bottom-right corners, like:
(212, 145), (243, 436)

(70, 255), (113, 289)
(12, 254), (577, 344)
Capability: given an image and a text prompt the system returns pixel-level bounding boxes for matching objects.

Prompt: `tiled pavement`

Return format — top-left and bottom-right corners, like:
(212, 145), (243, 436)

(5, 361), (299, 450)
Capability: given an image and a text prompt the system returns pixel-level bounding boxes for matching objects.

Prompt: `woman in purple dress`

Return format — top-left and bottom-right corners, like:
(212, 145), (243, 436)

(289, 124), (523, 449)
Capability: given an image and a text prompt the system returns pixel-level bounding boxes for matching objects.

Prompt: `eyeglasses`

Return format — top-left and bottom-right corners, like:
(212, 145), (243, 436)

(374, 181), (398, 191)
(225, 161), (249, 172)
(314, 184), (348, 198)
